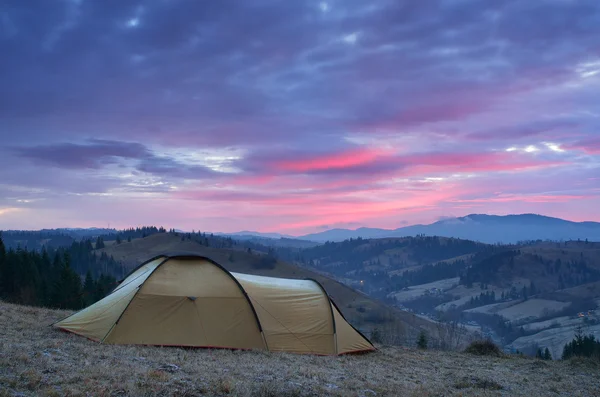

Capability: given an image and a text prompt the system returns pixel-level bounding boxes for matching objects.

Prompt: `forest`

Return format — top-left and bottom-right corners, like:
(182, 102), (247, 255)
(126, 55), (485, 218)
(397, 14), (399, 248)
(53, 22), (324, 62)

(0, 233), (118, 310)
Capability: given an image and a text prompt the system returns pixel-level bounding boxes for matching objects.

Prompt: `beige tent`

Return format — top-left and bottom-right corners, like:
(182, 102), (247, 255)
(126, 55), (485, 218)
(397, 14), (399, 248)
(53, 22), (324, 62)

(53, 255), (375, 355)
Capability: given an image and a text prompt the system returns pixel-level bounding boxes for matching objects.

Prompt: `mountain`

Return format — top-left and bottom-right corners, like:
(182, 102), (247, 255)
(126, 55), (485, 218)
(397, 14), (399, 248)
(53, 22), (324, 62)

(299, 227), (392, 242)
(296, 214), (600, 244)
(215, 230), (294, 239)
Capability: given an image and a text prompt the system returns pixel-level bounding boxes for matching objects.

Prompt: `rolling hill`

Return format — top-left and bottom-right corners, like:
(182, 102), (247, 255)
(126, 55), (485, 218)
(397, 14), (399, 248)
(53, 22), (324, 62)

(279, 235), (600, 357)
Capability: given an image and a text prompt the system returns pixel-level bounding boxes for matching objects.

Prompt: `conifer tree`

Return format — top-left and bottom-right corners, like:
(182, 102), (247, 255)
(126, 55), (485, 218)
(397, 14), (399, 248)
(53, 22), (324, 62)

(417, 330), (428, 349)
(51, 253), (83, 310)
(536, 348), (543, 359)
(83, 270), (95, 306)
(544, 347), (552, 360)
(0, 233), (6, 297)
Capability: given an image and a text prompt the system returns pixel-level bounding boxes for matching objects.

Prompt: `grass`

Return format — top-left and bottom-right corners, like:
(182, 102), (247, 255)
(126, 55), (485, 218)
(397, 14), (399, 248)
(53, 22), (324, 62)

(1, 301), (599, 396)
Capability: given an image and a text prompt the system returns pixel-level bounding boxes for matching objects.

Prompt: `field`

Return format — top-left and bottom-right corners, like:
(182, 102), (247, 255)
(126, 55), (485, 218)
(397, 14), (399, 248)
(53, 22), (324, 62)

(510, 321), (600, 361)
(2, 302), (600, 396)
(465, 299), (571, 322)
(390, 278), (460, 303)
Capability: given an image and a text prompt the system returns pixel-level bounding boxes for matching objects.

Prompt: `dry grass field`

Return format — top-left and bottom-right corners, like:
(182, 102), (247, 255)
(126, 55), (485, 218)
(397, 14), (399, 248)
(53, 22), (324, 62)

(1, 302), (599, 397)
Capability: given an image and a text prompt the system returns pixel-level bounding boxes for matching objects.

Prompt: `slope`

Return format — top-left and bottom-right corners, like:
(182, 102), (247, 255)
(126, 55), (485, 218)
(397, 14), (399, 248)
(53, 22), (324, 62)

(3, 301), (599, 397)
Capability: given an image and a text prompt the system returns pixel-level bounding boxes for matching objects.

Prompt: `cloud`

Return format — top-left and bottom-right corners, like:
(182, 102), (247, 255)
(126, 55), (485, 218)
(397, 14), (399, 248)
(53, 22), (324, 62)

(1, 0), (600, 232)
(565, 137), (600, 155)
(15, 139), (220, 180)
(243, 148), (566, 179)
(465, 120), (580, 142)
(15, 139), (150, 169)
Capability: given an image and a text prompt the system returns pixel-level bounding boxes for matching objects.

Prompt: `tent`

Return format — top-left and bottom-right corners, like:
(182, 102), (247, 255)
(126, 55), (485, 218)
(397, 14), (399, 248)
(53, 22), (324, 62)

(53, 255), (375, 355)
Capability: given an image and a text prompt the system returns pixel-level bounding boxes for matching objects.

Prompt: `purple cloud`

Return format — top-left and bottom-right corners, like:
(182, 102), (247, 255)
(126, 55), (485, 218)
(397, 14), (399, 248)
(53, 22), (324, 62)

(15, 139), (150, 169)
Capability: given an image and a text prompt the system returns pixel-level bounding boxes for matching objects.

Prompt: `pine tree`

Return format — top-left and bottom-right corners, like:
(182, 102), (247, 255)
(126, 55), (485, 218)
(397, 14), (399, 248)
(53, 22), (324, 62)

(544, 347), (552, 360)
(417, 330), (428, 349)
(529, 281), (536, 296)
(536, 348), (543, 359)
(83, 270), (95, 306)
(51, 253), (83, 310)
(0, 232), (5, 262)
(561, 325), (600, 360)
(0, 233), (6, 297)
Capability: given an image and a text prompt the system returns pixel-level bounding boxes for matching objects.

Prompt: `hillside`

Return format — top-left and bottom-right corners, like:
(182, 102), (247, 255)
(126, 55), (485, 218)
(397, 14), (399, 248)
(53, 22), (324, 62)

(278, 236), (600, 357)
(2, 302), (599, 397)
(98, 234), (442, 346)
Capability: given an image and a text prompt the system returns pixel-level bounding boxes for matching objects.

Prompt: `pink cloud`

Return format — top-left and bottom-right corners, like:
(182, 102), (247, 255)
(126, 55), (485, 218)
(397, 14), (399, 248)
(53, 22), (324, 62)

(275, 148), (394, 172)
(257, 148), (567, 179)
(451, 193), (591, 204)
(565, 137), (600, 155)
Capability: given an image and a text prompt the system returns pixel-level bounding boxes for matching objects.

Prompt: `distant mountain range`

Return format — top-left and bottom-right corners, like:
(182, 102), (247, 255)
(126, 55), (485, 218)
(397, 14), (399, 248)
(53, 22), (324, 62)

(5, 214), (599, 246)
(214, 231), (295, 240)
(294, 214), (600, 244)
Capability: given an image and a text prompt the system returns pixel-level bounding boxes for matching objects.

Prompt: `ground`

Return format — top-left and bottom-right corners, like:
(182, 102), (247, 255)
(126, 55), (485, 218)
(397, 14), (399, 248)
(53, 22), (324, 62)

(1, 302), (599, 396)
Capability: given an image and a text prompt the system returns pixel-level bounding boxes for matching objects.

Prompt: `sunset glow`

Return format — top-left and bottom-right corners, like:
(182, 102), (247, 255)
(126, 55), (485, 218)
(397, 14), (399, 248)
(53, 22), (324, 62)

(1, 1), (599, 234)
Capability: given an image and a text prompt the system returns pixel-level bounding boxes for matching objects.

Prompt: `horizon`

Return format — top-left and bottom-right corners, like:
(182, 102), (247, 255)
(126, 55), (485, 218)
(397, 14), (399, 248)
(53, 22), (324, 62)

(1, 1), (599, 234)
(2, 212), (598, 237)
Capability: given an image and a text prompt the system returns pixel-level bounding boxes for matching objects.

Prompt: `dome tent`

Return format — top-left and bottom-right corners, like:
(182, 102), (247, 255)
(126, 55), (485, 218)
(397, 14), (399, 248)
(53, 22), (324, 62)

(53, 255), (375, 355)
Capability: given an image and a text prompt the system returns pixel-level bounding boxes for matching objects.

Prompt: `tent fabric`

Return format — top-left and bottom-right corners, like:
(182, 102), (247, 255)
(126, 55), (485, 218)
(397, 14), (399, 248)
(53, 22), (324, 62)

(53, 255), (375, 355)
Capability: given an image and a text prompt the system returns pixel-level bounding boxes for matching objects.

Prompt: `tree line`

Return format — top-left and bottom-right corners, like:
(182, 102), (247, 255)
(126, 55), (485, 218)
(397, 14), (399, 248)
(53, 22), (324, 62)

(0, 233), (117, 310)
(562, 326), (600, 361)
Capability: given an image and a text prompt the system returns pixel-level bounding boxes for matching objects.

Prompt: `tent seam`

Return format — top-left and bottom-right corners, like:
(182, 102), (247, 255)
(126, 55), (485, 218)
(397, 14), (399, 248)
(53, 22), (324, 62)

(100, 257), (170, 342)
(305, 278), (338, 354)
(329, 298), (376, 350)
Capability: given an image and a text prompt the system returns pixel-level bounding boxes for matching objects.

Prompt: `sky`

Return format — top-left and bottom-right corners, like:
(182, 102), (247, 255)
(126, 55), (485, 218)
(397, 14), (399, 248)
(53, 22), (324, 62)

(1, 0), (599, 235)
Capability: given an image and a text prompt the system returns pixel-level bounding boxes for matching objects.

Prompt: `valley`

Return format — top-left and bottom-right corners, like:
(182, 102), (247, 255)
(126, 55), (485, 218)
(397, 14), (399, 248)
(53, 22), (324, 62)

(271, 236), (600, 358)
(2, 219), (600, 360)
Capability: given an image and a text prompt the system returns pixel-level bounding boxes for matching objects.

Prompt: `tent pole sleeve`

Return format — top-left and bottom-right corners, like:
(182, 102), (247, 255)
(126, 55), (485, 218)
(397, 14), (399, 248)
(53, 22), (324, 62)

(305, 278), (337, 354)
(193, 256), (268, 350)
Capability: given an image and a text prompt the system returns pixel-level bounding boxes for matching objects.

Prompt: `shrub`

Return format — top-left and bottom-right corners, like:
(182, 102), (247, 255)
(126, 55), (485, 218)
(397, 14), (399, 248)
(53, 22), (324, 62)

(370, 327), (382, 344)
(568, 356), (600, 369)
(454, 376), (503, 390)
(252, 255), (277, 270)
(464, 339), (503, 357)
